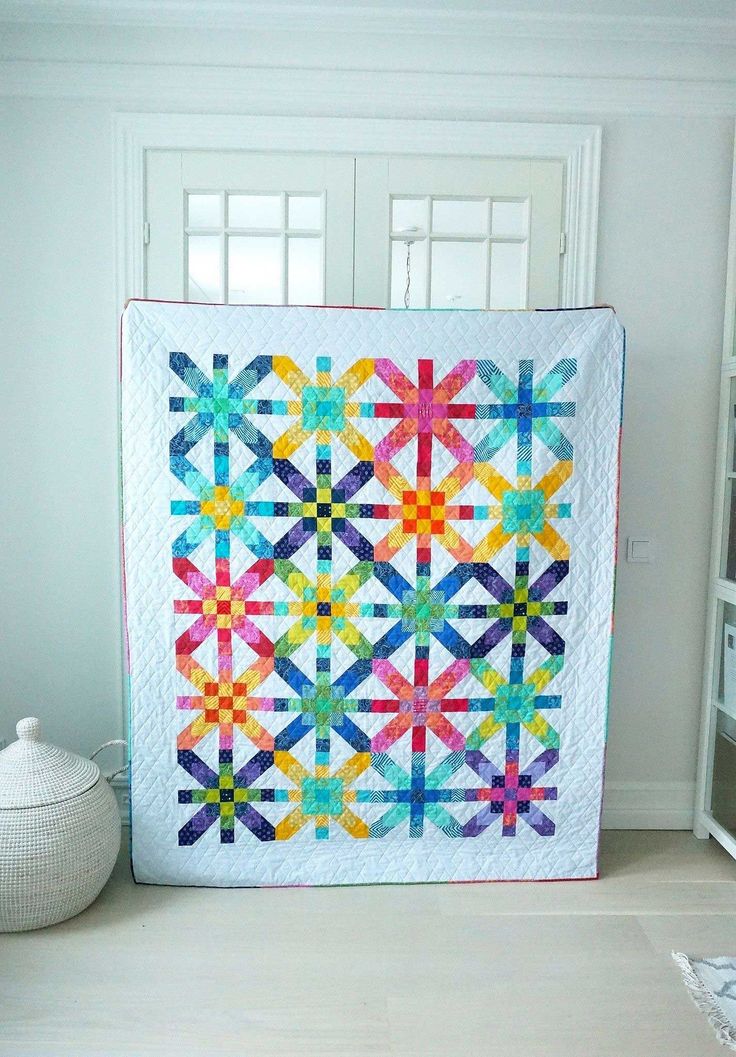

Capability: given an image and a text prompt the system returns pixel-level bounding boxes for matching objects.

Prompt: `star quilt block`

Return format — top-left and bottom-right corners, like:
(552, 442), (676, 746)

(122, 302), (624, 885)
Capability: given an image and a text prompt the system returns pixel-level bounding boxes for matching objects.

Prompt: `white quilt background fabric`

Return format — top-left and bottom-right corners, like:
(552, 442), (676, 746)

(121, 302), (624, 885)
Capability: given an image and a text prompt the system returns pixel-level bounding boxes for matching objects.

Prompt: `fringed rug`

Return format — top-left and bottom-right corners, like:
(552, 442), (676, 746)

(673, 952), (736, 1050)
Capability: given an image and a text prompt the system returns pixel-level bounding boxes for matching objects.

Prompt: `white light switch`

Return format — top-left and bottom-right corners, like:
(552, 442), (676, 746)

(626, 537), (653, 563)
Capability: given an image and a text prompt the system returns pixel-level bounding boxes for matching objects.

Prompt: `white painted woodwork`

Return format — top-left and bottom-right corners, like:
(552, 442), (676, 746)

(695, 122), (736, 855)
(354, 154), (563, 309)
(123, 117), (599, 315)
(147, 147), (565, 312)
(146, 151), (355, 307)
(2, 3), (736, 116)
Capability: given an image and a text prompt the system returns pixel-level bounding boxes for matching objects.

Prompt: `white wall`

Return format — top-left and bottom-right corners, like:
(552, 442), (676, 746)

(597, 118), (731, 823)
(0, 98), (119, 758)
(0, 14), (733, 824)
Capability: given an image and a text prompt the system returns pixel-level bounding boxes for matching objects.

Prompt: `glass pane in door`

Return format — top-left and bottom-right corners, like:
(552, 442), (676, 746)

(711, 709), (736, 835)
(491, 199), (528, 238)
(391, 197), (428, 235)
(489, 242), (527, 309)
(228, 236), (282, 304)
(187, 235), (221, 302)
(716, 599), (736, 708)
(390, 238), (428, 308)
(724, 488), (736, 581)
(188, 193), (221, 228)
(431, 199), (487, 236)
(229, 194), (282, 228)
(288, 195), (322, 230)
(430, 241), (486, 308)
(287, 237), (322, 305)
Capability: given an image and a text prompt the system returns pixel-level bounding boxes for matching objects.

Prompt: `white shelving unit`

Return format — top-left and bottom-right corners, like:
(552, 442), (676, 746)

(695, 129), (736, 858)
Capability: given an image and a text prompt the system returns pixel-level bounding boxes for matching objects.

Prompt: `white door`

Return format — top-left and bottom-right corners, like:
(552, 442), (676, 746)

(354, 155), (564, 309)
(145, 151), (355, 305)
(145, 151), (564, 310)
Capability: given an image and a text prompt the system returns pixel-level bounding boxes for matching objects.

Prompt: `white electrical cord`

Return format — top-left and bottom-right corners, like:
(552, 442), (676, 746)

(404, 240), (412, 309)
(398, 227), (425, 309)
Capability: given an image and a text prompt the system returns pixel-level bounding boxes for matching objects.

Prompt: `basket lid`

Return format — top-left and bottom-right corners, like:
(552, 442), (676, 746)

(0, 717), (100, 809)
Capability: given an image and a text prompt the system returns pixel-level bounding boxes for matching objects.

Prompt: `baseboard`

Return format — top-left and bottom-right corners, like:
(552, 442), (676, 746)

(110, 775), (130, 825)
(602, 780), (695, 830)
(111, 778), (695, 831)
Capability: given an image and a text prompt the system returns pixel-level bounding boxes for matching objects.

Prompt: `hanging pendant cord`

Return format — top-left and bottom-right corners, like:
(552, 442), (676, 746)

(404, 240), (412, 309)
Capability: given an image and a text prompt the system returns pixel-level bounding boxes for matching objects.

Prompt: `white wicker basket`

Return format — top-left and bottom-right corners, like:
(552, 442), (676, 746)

(0, 717), (123, 932)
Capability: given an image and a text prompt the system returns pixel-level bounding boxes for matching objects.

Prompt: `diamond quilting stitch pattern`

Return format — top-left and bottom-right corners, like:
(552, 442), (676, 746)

(171, 347), (575, 847)
(122, 303), (624, 884)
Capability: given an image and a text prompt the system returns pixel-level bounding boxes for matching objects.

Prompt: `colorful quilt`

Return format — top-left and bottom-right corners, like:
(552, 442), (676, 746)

(121, 301), (624, 885)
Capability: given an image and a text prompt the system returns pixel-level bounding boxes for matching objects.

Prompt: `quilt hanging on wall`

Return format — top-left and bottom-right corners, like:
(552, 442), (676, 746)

(122, 301), (624, 886)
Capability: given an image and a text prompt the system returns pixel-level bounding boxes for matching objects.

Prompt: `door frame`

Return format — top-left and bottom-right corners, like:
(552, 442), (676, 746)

(114, 113), (601, 312)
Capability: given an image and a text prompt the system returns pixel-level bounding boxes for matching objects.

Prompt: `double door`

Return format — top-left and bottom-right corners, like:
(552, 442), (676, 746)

(145, 150), (564, 310)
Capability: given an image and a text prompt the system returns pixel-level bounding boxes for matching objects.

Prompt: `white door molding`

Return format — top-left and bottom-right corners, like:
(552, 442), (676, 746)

(114, 113), (601, 314)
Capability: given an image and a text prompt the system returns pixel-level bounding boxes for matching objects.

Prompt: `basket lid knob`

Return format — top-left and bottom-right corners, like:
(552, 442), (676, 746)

(16, 717), (41, 742)
(0, 716), (100, 808)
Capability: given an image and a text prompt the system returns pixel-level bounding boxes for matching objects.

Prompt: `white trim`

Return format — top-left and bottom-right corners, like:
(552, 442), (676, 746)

(697, 812), (736, 859)
(602, 781), (695, 830)
(3, 61), (736, 117)
(723, 142), (736, 367)
(1, 1), (735, 45)
(111, 774), (130, 824)
(715, 578), (736, 604)
(694, 124), (736, 858)
(113, 113), (600, 311)
(113, 114), (146, 321)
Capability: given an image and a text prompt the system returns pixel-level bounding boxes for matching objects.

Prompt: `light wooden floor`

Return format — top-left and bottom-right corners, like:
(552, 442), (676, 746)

(1, 832), (735, 1056)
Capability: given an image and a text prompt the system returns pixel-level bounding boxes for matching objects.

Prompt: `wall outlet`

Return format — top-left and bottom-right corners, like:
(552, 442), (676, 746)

(627, 536), (654, 563)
